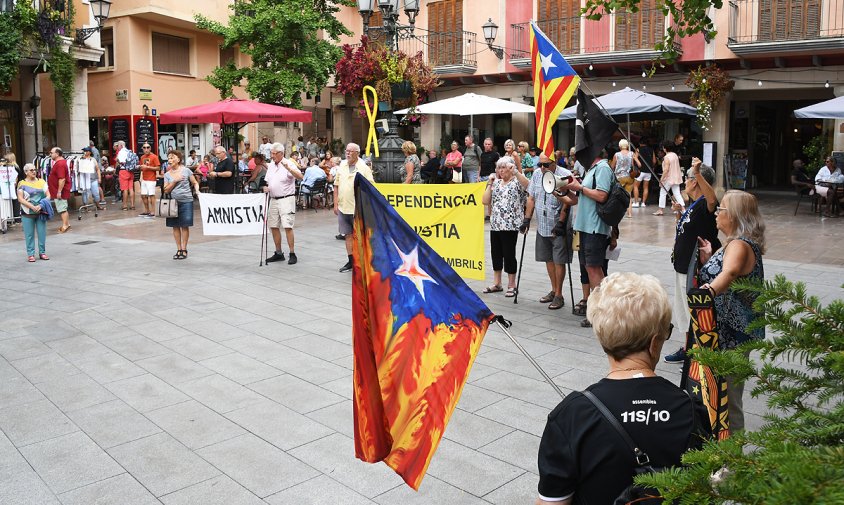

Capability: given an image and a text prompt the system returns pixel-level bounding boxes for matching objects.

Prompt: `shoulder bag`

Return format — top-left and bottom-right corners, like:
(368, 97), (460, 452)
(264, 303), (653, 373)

(157, 193), (179, 218)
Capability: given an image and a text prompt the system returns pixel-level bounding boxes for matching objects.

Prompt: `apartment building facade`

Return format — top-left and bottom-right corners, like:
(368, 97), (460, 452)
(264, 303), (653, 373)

(330, 0), (844, 188)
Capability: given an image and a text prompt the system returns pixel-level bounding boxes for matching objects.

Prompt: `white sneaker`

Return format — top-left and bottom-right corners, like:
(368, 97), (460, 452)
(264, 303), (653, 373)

(632, 202), (639, 208)
(640, 203), (647, 208)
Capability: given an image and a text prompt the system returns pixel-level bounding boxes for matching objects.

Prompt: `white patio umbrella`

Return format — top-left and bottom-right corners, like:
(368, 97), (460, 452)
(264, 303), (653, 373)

(794, 95), (844, 119)
(557, 87), (696, 121)
(394, 92), (535, 133)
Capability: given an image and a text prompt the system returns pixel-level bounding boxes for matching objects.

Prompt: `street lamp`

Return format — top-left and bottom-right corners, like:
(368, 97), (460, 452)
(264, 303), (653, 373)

(482, 18), (504, 59)
(76, 0), (112, 43)
(358, 0), (418, 51)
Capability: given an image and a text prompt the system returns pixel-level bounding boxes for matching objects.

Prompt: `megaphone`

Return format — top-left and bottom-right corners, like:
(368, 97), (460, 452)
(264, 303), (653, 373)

(542, 171), (573, 194)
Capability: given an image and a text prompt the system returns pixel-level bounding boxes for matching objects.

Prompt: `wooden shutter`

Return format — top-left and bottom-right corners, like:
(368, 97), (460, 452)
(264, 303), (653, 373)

(152, 33), (190, 75)
(758, 0), (821, 42)
(428, 0), (463, 66)
(615, 0), (659, 50)
(538, 0), (579, 53)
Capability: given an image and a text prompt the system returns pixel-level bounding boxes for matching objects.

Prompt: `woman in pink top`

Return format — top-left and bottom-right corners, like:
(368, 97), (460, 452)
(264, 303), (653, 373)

(444, 141), (463, 183)
(654, 141), (685, 216)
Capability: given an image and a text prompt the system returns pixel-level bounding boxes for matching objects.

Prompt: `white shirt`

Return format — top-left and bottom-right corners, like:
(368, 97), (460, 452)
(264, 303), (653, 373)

(815, 166), (841, 183)
(259, 143), (273, 160)
(117, 147), (129, 164)
(78, 157), (97, 174)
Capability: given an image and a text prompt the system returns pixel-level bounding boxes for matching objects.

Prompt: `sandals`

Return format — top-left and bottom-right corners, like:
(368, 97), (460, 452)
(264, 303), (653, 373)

(505, 287), (517, 298)
(57, 226), (71, 233)
(573, 299), (587, 316)
(39, 254), (49, 261)
(652, 210), (664, 216)
(482, 285), (503, 294)
(548, 296), (565, 310)
(539, 291), (555, 303)
(27, 256), (35, 263)
(580, 319), (592, 328)
(173, 250), (186, 260)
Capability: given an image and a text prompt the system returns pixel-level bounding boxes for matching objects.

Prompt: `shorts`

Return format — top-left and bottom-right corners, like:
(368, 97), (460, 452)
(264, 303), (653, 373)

(463, 170), (479, 183)
(140, 180), (157, 196)
(535, 233), (570, 264)
(338, 212), (354, 235)
(617, 176), (634, 193)
(54, 198), (68, 213)
(635, 172), (652, 182)
(815, 185), (829, 198)
(267, 196), (295, 229)
(578, 232), (609, 268)
(119, 170), (134, 191)
(165, 199), (194, 228)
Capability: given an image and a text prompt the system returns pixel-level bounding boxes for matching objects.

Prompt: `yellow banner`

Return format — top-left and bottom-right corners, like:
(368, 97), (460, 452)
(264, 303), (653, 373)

(375, 183), (486, 280)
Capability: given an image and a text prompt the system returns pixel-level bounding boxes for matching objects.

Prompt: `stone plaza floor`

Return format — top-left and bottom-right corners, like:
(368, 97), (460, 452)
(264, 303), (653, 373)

(0, 190), (841, 504)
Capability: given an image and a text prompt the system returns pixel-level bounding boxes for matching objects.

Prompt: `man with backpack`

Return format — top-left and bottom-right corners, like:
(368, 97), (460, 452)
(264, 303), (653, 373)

(566, 148), (613, 327)
(461, 135), (483, 183)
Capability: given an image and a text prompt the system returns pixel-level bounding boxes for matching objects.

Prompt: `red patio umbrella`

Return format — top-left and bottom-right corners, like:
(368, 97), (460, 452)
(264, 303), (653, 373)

(159, 98), (312, 124)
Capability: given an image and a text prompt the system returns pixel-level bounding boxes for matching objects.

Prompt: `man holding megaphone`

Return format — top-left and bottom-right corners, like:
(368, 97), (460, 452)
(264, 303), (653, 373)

(521, 153), (578, 310)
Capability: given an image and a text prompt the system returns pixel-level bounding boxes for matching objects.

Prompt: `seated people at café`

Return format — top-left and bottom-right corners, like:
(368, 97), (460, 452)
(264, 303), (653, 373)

(815, 156), (844, 217)
(300, 162), (327, 208)
(536, 272), (711, 505)
(791, 159), (813, 193)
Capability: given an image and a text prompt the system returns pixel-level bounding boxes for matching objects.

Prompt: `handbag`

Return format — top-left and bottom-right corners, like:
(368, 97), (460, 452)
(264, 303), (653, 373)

(591, 165), (630, 227)
(157, 194), (179, 218)
(452, 168), (463, 183)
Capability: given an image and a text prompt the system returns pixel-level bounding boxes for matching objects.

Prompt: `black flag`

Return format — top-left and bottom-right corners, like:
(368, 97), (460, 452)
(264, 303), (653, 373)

(574, 88), (617, 165)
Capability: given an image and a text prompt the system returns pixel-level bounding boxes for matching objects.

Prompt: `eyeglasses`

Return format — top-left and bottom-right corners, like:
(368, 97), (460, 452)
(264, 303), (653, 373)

(716, 206), (728, 213)
(537, 162), (552, 168)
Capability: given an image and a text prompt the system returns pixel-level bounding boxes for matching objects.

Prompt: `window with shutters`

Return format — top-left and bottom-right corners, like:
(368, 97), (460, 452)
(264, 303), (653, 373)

(0, 0), (13, 13)
(152, 32), (191, 76)
(537, 0), (580, 53)
(428, 0), (463, 67)
(615, 0), (664, 51)
(757, 0), (821, 41)
(96, 27), (114, 69)
(220, 45), (236, 66)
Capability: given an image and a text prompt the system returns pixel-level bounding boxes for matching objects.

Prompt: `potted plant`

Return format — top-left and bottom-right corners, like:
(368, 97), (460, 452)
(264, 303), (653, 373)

(335, 36), (439, 120)
(686, 65), (735, 131)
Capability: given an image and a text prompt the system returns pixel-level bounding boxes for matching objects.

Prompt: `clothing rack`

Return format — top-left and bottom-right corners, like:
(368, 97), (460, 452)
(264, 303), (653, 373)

(0, 161), (18, 233)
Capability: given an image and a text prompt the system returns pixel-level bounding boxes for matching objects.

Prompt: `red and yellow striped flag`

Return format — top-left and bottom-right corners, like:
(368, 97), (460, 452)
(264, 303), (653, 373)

(530, 22), (580, 156)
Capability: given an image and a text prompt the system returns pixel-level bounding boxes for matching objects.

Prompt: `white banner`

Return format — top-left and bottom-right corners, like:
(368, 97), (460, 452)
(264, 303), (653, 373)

(198, 193), (266, 236)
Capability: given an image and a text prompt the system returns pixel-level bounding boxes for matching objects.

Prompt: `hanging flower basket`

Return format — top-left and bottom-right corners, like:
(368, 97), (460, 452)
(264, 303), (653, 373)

(685, 65), (734, 131)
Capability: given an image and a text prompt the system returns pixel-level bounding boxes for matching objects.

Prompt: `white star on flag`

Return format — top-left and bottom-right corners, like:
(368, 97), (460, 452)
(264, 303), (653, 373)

(539, 52), (557, 75)
(392, 240), (438, 299)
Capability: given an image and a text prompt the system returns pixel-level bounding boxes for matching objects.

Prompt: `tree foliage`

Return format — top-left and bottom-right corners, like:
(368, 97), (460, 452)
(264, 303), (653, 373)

(638, 275), (844, 503)
(581, 0), (723, 63)
(195, 0), (353, 107)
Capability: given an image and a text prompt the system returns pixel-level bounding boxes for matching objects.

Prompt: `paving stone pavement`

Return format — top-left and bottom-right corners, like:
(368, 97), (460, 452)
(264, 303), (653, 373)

(0, 196), (841, 504)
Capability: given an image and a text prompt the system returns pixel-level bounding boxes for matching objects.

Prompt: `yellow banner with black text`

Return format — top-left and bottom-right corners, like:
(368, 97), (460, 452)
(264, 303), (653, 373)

(375, 182), (486, 280)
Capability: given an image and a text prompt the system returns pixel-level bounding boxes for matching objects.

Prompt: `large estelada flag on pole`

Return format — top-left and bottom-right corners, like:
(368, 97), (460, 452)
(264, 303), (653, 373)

(682, 287), (730, 440)
(530, 21), (580, 157)
(351, 174), (494, 490)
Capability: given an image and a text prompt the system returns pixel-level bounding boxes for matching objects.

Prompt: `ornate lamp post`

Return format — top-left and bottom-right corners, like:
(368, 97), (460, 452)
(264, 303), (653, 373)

(356, 0), (421, 182)
(76, 0), (112, 43)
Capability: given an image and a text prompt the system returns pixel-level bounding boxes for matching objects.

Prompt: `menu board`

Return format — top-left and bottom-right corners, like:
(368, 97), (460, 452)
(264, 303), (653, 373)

(135, 118), (155, 154)
(110, 118), (130, 144)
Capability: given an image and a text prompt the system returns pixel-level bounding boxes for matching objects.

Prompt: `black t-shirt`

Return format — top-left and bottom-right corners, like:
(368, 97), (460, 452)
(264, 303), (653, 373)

(792, 167), (811, 184)
(214, 157), (236, 194)
(421, 158), (440, 180)
(480, 150), (500, 177)
(672, 196), (721, 274)
(537, 376), (711, 504)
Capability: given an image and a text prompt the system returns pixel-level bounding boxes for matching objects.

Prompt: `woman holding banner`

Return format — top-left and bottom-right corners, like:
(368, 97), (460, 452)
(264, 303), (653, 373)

(482, 156), (529, 297)
(162, 150), (200, 260)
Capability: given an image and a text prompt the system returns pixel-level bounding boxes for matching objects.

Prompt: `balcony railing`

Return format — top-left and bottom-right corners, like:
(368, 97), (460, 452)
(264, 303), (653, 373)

(729, 0), (844, 49)
(510, 9), (672, 67)
(510, 17), (581, 60)
(362, 29), (478, 74)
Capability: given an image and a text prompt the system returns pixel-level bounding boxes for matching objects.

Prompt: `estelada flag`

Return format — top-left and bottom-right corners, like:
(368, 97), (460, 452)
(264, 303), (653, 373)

(574, 88), (618, 165)
(351, 174), (494, 490)
(682, 287), (730, 439)
(530, 22), (580, 157)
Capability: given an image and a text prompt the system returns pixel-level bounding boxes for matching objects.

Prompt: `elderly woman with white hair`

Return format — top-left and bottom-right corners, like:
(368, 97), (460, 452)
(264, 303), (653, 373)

(482, 156), (529, 297)
(610, 139), (640, 218)
(536, 272), (711, 505)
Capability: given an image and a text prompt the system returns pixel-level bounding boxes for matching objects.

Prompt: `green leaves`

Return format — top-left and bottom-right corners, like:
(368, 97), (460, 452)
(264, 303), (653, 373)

(638, 275), (844, 503)
(196, 0), (352, 106)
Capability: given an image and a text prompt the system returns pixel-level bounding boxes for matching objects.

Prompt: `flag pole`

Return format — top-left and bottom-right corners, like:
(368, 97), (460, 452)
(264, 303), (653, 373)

(493, 316), (565, 399)
(259, 192), (269, 266)
(576, 80), (680, 206)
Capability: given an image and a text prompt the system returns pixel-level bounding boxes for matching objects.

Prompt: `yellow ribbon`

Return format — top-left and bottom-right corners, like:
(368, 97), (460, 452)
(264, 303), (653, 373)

(362, 85), (379, 158)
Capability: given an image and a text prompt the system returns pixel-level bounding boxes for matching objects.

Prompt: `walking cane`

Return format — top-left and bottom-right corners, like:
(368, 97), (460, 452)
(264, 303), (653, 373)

(259, 192), (269, 266)
(567, 262), (576, 315)
(513, 228), (528, 304)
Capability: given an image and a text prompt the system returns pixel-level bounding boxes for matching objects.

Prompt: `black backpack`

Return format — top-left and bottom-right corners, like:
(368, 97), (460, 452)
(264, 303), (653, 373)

(581, 390), (695, 505)
(590, 165), (630, 227)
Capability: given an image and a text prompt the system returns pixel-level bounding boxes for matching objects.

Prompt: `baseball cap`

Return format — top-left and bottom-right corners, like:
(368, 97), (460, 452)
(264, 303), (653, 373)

(81, 147), (92, 153)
